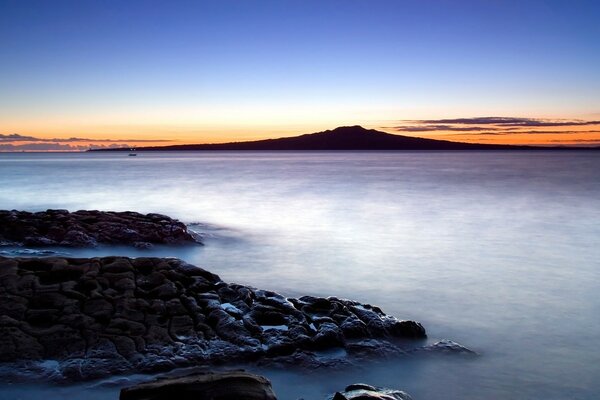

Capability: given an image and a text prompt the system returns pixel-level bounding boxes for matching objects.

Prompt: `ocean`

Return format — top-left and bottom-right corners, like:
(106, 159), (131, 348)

(0, 151), (599, 399)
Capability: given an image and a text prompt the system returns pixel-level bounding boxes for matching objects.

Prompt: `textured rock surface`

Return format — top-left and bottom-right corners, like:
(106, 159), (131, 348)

(0, 209), (200, 248)
(119, 372), (419, 400)
(331, 383), (413, 400)
(120, 371), (277, 400)
(0, 256), (428, 381)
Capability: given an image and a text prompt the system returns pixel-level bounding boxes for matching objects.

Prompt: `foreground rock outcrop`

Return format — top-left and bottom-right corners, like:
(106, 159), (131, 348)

(119, 371), (414, 400)
(0, 256), (433, 381)
(120, 371), (277, 400)
(0, 209), (200, 248)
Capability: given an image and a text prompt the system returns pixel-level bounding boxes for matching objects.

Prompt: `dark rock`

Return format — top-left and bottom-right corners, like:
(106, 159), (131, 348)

(25, 308), (60, 326)
(0, 316), (44, 361)
(35, 325), (86, 358)
(340, 315), (369, 338)
(0, 209), (201, 248)
(170, 315), (196, 338)
(412, 339), (476, 355)
(331, 383), (414, 400)
(120, 371), (277, 400)
(0, 295), (27, 319)
(83, 298), (114, 321)
(111, 335), (139, 359)
(23, 236), (57, 246)
(0, 256), (450, 383)
(103, 259), (134, 274)
(312, 322), (345, 349)
(134, 242), (154, 249)
(345, 383), (378, 391)
(388, 320), (426, 339)
(151, 281), (179, 299)
(106, 318), (147, 336)
(60, 230), (97, 247)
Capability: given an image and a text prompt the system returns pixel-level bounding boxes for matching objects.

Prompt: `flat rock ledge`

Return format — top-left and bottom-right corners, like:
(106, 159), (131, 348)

(120, 371), (277, 400)
(119, 371), (413, 400)
(0, 209), (201, 248)
(0, 256), (461, 382)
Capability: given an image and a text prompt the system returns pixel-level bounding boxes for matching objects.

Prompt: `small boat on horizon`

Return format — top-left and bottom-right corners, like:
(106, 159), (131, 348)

(128, 148), (137, 156)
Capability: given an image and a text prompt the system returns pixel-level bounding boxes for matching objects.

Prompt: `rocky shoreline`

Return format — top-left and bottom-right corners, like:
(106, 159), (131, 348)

(0, 255), (476, 383)
(0, 210), (475, 399)
(0, 209), (201, 248)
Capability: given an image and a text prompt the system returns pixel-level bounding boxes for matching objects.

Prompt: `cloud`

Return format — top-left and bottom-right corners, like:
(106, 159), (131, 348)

(444, 132), (506, 136)
(445, 130), (600, 136)
(0, 133), (173, 143)
(386, 117), (600, 141)
(406, 117), (600, 127)
(389, 125), (502, 132)
(0, 143), (130, 151)
(549, 138), (600, 143)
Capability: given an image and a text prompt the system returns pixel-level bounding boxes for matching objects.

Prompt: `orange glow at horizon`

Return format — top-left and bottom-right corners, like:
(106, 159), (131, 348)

(2, 117), (600, 151)
(378, 126), (600, 147)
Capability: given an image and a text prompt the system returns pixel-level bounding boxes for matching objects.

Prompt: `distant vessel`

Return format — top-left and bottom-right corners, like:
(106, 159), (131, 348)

(128, 148), (137, 156)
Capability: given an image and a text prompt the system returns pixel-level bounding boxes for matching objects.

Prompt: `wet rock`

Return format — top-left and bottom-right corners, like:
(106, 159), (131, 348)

(331, 383), (413, 400)
(0, 209), (201, 248)
(413, 339), (476, 355)
(0, 316), (45, 360)
(387, 320), (426, 339)
(0, 256), (442, 382)
(312, 322), (345, 349)
(133, 242), (154, 249)
(170, 315), (196, 338)
(23, 236), (57, 246)
(339, 315), (369, 338)
(120, 371), (277, 400)
(60, 230), (97, 247)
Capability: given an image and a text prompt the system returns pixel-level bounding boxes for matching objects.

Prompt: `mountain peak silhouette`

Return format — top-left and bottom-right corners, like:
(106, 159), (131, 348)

(92, 125), (548, 151)
(330, 125), (368, 132)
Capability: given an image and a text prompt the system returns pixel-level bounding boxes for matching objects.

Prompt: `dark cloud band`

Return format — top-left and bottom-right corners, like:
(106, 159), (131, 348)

(406, 117), (600, 127)
(0, 133), (173, 143)
(387, 117), (600, 134)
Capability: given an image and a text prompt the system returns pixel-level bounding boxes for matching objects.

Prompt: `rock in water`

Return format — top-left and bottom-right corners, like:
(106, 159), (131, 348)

(331, 383), (413, 400)
(0, 256), (431, 381)
(0, 209), (200, 247)
(120, 371), (277, 400)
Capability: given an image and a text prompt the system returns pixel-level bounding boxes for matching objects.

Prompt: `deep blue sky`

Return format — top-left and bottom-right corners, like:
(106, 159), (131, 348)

(1, 0), (599, 144)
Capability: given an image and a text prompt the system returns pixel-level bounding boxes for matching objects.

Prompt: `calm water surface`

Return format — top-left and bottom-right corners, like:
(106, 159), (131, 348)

(0, 151), (599, 399)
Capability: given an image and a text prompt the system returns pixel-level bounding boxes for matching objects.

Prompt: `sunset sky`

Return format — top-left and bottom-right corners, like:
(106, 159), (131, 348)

(1, 0), (599, 150)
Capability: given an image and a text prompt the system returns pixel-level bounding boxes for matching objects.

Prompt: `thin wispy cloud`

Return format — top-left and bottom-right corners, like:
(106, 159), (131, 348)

(407, 117), (600, 127)
(0, 134), (173, 143)
(0, 143), (131, 151)
(386, 117), (600, 139)
(388, 125), (503, 132)
(549, 138), (600, 143)
(381, 117), (600, 147)
(445, 130), (600, 136)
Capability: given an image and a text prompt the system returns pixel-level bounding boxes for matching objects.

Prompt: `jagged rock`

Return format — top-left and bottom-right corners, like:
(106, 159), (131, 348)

(120, 371), (277, 400)
(331, 383), (413, 400)
(312, 322), (345, 349)
(0, 209), (201, 248)
(0, 256), (437, 382)
(413, 339), (476, 355)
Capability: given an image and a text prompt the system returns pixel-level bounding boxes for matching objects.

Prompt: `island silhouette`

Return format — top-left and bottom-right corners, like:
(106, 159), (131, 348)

(92, 125), (595, 151)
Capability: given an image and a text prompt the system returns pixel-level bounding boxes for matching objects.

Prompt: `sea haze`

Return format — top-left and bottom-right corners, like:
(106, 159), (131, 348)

(0, 151), (599, 400)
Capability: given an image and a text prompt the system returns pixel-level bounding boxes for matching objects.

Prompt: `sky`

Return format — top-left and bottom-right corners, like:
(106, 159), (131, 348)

(1, 0), (600, 150)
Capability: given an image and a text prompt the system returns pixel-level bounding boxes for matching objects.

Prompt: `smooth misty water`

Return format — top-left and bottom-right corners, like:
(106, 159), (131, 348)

(0, 151), (599, 400)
